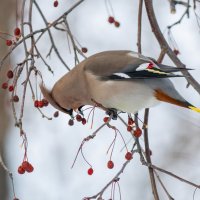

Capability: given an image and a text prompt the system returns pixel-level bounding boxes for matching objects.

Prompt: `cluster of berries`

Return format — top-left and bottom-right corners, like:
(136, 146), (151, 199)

(107, 16), (120, 28)
(18, 161), (34, 174)
(34, 99), (49, 108)
(6, 27), (21, 47)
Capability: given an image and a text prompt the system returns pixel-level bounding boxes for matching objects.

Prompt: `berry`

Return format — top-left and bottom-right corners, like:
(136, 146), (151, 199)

(127, 126), (132, 132)
(82, 118), (87, 125)
(7, 70), (14, 79)
(108, 16), (115, 24)
(114, 21), (120, 27)
(14, 27), (21, 36)
(54, 111), (59, 118)
(8, 85), (14, 92)
(107, 160), (114, 169)
(125, 152), (132, 160)
(87, 167), (93, 175)
(53, 1), (58, 7)
(76, 114), (82, 122)
(18, 166), (25, 174)
(173, 49), (180, 55)
(2, 82), (8, 89)
(13, 95), (19, 102)
(68, 119), (74, 126)
(81, 47), (88, 53)
(134, 128), (142, 138)
(6, 40), (12, 46)
(22, 161), (29, 170)
(128, 118), (134, 126)
(103, 117), (109, 123)
(26, 163), (34, 173)
(34, 100), (39, 107)
(42, 99), (49, 106)
(38, 100), (44, 108)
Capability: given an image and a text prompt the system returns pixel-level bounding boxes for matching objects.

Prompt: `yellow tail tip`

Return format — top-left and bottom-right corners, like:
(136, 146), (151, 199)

(188, 106), (200, 113)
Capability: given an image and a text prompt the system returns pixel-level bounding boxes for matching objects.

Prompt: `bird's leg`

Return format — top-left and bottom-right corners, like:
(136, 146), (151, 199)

(106, 108), (118, 120)
(78, 105), (85, 116)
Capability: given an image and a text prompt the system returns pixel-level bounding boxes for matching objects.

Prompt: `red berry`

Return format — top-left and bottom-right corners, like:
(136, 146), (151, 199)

(8, 85), (14, 92)
(125, 152), (133, 160)
(34, 100), (39, 107)
(14, 27), (21, 36)
(53, 1), (58, 7)
(128, 118), (134, 126)
(7, 70), (14, 79)
(42, 99), (49, 106)
(18, 166), (25, 174)
(134, 128), (142, 138)
(107, 160), (114, 169)
(22, 161), (29, 170)
(68, 119), (74, 126)
(114, 21), (120, 27)
(127, 126), (132, 132)
(26, 163), (34, 173)
(108, 16), (115, 24)
(103, 117), (109, 123)
(81, 47), (88, 53)
(2, 82), (8, 89)
(87, 167), (93, 175)
(38, 100), (44, 108)
(6, 40), (12, 46)
(76, 114), (82, 122)
(82, 118), (87, 125)
(54, 111), (59, 118)
(13, 95), (19, 102)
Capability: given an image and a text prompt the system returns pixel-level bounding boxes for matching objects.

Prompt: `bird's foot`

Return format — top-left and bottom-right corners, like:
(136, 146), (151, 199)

(106, 108), (118, 120)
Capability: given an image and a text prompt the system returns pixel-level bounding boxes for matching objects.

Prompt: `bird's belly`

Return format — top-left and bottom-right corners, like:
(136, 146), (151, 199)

(88, 78), (160, 113)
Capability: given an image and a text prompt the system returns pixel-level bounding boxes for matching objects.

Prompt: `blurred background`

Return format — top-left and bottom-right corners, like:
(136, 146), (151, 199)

(0, 0), (200, 199)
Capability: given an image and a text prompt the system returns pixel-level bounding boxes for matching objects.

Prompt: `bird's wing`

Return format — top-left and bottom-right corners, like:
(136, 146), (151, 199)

(84, 50), (191, 79)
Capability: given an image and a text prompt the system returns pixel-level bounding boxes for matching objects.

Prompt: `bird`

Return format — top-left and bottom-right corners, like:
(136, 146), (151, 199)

(40, 50), (200, 117)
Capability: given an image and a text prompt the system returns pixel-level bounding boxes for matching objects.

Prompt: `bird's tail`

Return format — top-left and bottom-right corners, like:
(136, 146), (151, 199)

(188, 106), (200, 113)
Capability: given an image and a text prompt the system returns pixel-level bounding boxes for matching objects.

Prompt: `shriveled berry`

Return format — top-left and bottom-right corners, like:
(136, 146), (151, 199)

(114, 21), (120, 27)
(173, 49), (180, 55)
(42, 99), (49, 106)
(107, 160), (114, 169)
(134, 128), (142, 138)
(7, 70), (14, 79)
(6, 40), (12, 46)
(2, 82), (8, 89)
(82, 118), (87, 125)
(13, 95), (19, 102)
(103, 117), (109, 123)
(8, 85), (14, 92)
(14, 27), (21, 36)
(125, 152), (132, 160)
(81, 47), (88, 53)
(34, 100), (39, 107)
(87, 167), (93, 175)
(76, 114), (82, 122)
(108, 16), (115, 23)
(18, 166), (25, 174)
(54, 111), (59, 118)
(53, 0), (58, 7)
(38, 101), (44, 108)
(68, 119), (74, 126)
(128, 118), (134, 126)
(127, 126), (132, 132)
